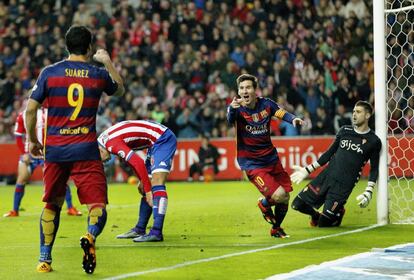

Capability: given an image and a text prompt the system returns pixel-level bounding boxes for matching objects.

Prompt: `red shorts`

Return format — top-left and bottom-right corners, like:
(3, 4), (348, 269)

(245, 161), (293, 199)
(43, 160), (107, 205)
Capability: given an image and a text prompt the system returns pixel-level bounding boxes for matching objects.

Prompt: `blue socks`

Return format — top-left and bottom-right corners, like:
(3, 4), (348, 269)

(64, 185), (73, 208)
(13, 184), (25, 211)
(151, 185), (168, 235)
(135, 196), (152, 234)
(87, 207), (107, 238)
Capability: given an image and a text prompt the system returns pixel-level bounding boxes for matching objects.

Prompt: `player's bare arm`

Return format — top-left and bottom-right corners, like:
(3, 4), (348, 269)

(93, 49), (125, 97)
(25, 99), (43, 158)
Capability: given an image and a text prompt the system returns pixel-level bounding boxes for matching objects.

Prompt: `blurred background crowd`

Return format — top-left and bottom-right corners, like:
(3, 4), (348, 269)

(0, 0), (413, 142)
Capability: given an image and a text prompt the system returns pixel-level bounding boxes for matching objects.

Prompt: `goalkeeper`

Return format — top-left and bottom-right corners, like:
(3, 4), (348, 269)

(290, 101), (381, 227)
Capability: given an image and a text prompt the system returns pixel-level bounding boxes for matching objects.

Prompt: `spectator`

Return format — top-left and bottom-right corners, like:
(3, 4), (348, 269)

(176, 107), (199, 138)
(72, 3), (93, 27)
(312, 107), (333, 135)
(188, 135), (220, 181)
(333, 104), (353, 133)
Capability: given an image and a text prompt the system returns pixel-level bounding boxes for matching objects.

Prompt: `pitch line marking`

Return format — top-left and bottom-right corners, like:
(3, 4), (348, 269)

(102, 224), (382, 280)
(0, 243), (276, 249)
(269, 242), (414, 279)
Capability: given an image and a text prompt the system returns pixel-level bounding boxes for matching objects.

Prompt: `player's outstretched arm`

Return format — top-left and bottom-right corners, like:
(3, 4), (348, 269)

(290, 162), (320, 184)
(356, 181), (375, 208)
(93, 49), (125, 97)
(226, 97), (242, 124)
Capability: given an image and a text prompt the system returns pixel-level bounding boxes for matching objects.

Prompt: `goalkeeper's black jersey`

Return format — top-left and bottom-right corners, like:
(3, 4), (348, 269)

(317, 125), (381, 187)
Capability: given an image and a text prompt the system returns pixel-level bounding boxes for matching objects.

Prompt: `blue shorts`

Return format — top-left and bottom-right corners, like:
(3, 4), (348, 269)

(19, 155), (44, 174)
(145, 129), (177, 175)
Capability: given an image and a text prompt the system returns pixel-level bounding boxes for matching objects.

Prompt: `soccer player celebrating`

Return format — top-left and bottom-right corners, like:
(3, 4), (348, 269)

(227, 74), (303, 238)
(26, 25), (124, 274)
(4, 109), (82, 217)
(97, 120), (177, 242)
(290, 101), (381, 227)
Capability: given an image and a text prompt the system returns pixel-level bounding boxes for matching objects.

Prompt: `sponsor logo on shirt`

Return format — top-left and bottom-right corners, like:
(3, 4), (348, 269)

(59, 127), (89, 135)
(340, 139), (363, 154)
(245, 124), (268, 135)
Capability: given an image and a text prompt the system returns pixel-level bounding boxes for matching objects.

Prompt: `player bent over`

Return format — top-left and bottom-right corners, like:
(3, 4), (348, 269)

(4, 110), (81, 217)
(98, 120), (177, 242)
(27, 25), (124, 274)
(227, 74), (303, 238)
(290, 101), (381, 227)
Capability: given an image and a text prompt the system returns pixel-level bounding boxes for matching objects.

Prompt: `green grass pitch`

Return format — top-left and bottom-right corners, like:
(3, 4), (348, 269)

(0, 180), (413, 280)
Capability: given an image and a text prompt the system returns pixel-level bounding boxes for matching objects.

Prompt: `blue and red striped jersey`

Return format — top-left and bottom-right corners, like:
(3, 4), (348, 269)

(30, 60), (118, 162)
(227, 97), (296, 170)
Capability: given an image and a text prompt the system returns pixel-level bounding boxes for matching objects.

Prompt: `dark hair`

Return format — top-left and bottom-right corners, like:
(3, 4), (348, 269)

(355, 100), (373, 115)
(65, 25), (92, 55)
(236, 74), (258, 89)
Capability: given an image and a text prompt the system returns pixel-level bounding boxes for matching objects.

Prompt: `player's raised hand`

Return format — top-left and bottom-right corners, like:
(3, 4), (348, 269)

(356, 183), (374, 208)
(29, 140), (43, 158)
(292, 118), (304, 127)
(230, 96), (243, 109)
(93, 49), (111, 64)
(290, 165), (308, 184)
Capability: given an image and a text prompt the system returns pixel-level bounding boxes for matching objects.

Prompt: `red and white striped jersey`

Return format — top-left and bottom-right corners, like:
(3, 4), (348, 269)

(98, 120), (168, 152)
(14, 108), (47, 153)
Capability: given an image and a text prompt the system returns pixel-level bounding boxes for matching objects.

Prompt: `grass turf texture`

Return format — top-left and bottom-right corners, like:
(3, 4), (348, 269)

(0, 180), (413, 280)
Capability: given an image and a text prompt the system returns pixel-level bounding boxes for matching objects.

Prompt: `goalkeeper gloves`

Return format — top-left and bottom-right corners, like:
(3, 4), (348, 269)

(356, 182), (375, 208)
(290, 162), (320, 184)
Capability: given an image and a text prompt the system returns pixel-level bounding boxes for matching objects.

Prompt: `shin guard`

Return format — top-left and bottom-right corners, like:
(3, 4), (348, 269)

(88, 207), (107, 238)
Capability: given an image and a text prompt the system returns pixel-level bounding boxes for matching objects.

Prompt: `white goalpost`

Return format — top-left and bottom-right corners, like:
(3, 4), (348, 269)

(373, 0), (388, 225)
(374, 1), (414, 224)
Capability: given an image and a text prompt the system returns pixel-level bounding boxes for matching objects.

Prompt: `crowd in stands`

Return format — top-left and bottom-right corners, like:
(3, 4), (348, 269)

(1, 0), (413, 142)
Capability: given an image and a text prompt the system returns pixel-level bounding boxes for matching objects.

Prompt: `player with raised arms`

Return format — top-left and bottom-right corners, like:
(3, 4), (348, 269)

(26, 25), (124, 274)
(98, 120), (177, 242)
(290, 101), (381, 227)
(227, 73), (303, 238)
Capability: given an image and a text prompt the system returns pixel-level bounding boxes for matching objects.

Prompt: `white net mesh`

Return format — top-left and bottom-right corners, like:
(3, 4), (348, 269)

(385, 1), (414, 223)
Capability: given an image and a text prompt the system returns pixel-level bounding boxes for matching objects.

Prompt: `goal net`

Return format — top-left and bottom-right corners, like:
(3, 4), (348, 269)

(385, 1), (414, 224)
